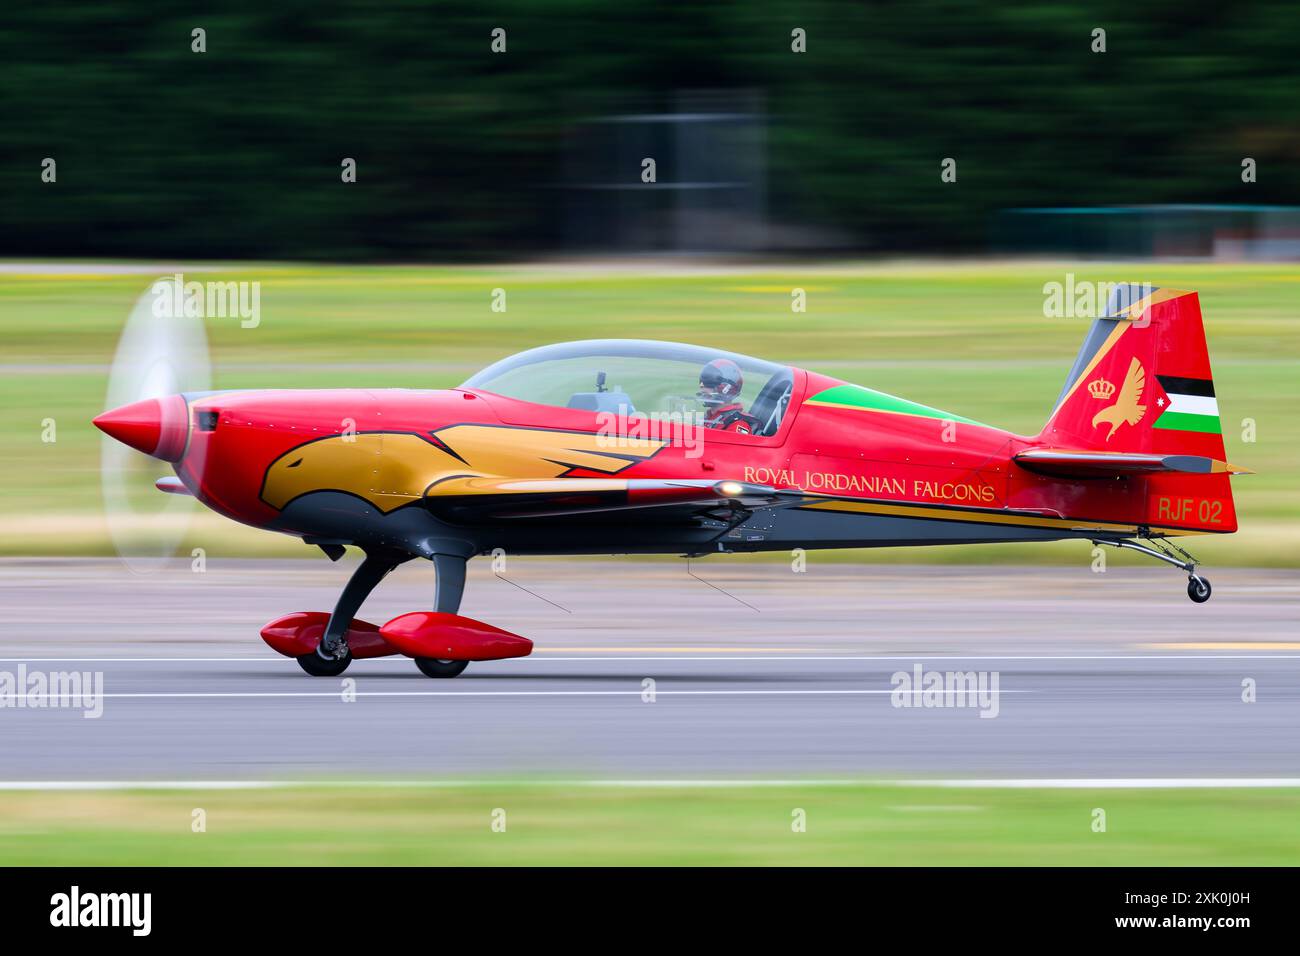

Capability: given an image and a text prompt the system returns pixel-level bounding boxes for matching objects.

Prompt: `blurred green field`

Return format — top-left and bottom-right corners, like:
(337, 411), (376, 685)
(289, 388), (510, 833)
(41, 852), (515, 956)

(1, 259), (1296, 562)
(2, 783), (1297, 865)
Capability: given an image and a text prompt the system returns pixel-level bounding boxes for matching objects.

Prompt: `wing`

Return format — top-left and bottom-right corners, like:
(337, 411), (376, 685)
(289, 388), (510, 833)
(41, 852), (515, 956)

(420, 476), (817, 522)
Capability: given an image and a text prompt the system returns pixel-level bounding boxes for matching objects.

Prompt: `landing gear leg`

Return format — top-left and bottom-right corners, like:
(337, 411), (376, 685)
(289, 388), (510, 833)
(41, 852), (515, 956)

(299, 548), (411, 676)
(414, 552), (471, 678)
(1091, 535), (1211, 604)
(432, 552), (466, 614)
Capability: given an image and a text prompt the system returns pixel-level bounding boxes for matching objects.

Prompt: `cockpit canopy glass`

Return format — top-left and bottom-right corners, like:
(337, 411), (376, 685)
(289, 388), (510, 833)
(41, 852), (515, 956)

(462, 339), (795, 437)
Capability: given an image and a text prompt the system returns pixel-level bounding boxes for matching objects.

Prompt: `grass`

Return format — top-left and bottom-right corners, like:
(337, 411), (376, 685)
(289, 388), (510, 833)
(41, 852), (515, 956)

(2, 259), (1296, 562)
(1, 783), (1297, 865)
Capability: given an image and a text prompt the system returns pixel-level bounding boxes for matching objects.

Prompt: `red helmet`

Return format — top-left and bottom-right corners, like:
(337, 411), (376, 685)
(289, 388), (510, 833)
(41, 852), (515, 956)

(698, 358), (743, 406)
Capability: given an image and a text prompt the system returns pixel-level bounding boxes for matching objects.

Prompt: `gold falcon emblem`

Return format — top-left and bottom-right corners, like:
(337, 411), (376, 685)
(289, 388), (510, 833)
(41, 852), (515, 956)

(1091, 357), (1147, 441)
(261, 425), (665, 513)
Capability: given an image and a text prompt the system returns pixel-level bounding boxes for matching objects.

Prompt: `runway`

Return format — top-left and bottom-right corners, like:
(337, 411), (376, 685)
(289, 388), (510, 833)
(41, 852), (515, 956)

(1, 558), (1297, 780)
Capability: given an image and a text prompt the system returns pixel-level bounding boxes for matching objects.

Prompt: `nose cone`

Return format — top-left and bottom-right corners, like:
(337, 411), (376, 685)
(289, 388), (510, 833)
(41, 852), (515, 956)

(94, 398), (161, 454)
(93, 395), (189, 461)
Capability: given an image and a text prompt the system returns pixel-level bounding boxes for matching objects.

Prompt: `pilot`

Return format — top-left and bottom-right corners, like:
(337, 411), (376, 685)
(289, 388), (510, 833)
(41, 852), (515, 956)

(698, 358), (760, 434)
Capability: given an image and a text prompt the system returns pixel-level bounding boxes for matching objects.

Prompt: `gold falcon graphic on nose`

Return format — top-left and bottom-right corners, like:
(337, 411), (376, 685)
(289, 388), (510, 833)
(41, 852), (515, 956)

(260, 425), (666, 513)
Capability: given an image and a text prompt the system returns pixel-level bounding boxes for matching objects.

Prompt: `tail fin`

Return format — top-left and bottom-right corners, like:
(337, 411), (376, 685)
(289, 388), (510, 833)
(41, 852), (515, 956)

(1035, 285), (1241, 534)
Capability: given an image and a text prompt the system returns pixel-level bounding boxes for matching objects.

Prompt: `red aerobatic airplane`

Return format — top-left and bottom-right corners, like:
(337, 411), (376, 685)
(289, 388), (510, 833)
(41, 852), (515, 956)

(95, 284), (1246, 677)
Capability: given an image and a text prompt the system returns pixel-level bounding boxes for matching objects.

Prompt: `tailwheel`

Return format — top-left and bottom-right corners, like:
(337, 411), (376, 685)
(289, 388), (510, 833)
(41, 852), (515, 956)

(1187, 575), (1212, 604)
(414, 657), (469, 679)
(297, 648), (352, 677)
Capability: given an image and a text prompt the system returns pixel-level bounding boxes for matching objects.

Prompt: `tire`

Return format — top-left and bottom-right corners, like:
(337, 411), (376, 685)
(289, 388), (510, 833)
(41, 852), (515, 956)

(297, 648), (352, 676)
(1187, 576), (1212, 604)
(414, 658), (469, 679)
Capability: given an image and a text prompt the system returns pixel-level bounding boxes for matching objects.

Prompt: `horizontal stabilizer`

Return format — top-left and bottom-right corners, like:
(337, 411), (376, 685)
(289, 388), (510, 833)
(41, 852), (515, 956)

(1015, 448), (1251, 479)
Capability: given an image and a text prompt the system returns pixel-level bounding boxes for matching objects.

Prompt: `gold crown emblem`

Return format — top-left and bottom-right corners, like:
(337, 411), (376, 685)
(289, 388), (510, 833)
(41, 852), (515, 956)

(1087, 377), (1116, 400)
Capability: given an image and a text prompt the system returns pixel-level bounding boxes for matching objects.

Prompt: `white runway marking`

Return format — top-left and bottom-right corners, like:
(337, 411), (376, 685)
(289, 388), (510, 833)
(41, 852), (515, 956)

(568, 778), (1300, 790)
(0, 778), (1297, 791)
(915, 778), (1300, 789)
(22, 688), (1021, 699)
(1, 655), (1298, 663)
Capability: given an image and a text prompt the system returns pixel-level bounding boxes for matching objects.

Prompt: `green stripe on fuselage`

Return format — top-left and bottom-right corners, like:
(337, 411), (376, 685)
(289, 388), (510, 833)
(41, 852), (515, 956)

(1153, 410), (1222, 434)
(805, 384), (989, 428)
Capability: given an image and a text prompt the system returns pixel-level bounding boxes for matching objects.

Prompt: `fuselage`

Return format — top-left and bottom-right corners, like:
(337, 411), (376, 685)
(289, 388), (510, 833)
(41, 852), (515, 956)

(89, 366), (1207, 561)
(90, 321), (1241, 562)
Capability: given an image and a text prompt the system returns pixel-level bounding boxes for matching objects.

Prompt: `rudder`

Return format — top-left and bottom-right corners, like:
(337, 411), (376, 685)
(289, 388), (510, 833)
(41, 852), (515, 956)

(1035, 285), (1239, 534)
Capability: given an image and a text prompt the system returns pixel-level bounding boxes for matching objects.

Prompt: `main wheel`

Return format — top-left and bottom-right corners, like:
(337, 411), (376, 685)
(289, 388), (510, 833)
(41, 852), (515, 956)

(297, 648), (352, 676)
(1187, 575), (1212, 604)
(414, 657), (469, 679)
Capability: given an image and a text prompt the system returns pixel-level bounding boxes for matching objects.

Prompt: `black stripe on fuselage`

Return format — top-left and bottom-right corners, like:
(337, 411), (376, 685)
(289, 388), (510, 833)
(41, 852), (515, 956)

(1156, 375), (1215, 397)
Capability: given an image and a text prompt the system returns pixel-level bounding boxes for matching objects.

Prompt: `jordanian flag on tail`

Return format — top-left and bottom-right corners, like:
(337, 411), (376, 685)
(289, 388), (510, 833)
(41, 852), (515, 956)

(1153, 375), (1220, 434)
